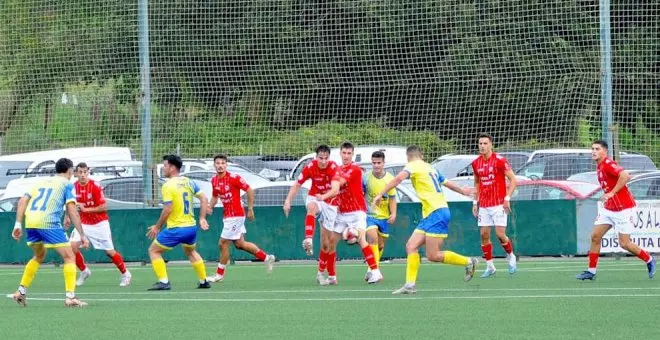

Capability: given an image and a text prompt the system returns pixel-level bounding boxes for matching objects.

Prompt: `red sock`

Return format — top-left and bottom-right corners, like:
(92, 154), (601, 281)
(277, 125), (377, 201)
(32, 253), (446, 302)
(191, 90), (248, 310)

(304, 215), (316, 239)
(254, 249), (267, 261)
(588, 252), (599, 269)
(75, 251), (87, 271)
(637, 249), (651, 263)
(217, 264), (226, 276)
(109, 252), (127, 274)
(327, 252), (337, 276)
(362, 245), (378, 270)
(501, 241), (513, 254)
(481, 243), (493, 261)
(318, 251), (328, 273)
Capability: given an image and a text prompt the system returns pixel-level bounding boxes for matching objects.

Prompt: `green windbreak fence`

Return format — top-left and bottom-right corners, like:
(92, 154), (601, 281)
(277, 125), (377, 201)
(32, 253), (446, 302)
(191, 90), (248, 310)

(0, 201), (577, 264)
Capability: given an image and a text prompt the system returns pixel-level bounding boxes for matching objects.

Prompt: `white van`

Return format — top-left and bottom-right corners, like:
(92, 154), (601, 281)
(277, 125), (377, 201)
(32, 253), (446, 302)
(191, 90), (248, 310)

(287, 145), (408, 180)
(0, 147), (133, 195)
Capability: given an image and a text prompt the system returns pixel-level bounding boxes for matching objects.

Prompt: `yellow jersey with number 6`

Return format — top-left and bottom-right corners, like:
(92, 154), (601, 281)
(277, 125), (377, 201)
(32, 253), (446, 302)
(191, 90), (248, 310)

(403, 160), (448, 218)
(162, 176), (200, 228)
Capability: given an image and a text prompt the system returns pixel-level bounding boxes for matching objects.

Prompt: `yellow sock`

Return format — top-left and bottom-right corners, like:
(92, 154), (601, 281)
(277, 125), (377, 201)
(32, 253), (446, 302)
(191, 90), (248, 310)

(405, 253), (421, 285)
(63, 263), (76, 293)
(191, 260), (207, 281)
(19, 259), (41, 288)
(442, 251), (470, 266)
(371, 245), (381, 266)
(152, 258), (169, 282)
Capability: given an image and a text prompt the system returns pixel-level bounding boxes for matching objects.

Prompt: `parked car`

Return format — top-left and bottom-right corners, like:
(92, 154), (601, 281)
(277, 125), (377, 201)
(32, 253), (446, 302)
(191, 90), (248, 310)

(516, 153), (656, 180)
(182, 168), (272, 187)
(359, 163), (406, 177)
(452, 151), (532, 177)
(567, 170), (657, 184)
(431, 154), (478, 179)
(512, 180), (601, 200)
(590, 171), (660, 201)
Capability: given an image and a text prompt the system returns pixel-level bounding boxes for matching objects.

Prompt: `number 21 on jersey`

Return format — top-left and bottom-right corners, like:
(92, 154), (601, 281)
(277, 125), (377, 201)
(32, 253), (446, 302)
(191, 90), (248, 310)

(31, 188), (53, 211)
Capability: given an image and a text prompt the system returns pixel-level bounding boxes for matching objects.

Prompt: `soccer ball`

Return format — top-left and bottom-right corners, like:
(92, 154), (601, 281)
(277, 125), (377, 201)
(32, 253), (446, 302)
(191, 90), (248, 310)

(342, 227), (359, 245)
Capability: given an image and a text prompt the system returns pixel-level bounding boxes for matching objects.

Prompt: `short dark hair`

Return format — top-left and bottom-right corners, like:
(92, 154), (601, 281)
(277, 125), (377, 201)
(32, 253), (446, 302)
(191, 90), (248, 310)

(340, 142), (354, 151)
(406, 145), (422, 155)
(55, 158), (74, 174)
(372, 151), (385, 160)
(163, 154), (183, 171)
(213, 154), (228, 162)
(75, 162), (88, 171)
(316, 144), (331, 154)
(478, 133), (493, 142)
(593, 140), (609, 149)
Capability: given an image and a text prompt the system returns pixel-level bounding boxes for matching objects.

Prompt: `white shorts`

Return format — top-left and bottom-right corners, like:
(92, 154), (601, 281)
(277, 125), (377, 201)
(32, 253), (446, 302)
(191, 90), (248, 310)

(305, 196), (338, 229)
(595, 206), (634, 235)
(333, 211), (368, 234)
(478, 205), (508, 227)
(221, 217), (247, 240)
(69, 220), (115, 250)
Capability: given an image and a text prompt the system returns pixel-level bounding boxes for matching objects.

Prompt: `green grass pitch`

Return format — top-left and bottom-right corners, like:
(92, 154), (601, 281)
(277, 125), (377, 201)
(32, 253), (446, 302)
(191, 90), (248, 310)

(1, 257), (658, 339)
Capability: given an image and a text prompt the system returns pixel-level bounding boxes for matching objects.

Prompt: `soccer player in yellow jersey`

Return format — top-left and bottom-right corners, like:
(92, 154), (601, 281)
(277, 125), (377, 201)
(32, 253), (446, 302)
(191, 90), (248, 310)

(363, 151), (397, 281)
(373, 146), (479, 294)
(146, 155), (211, 290)
(10, 158), (90, 307)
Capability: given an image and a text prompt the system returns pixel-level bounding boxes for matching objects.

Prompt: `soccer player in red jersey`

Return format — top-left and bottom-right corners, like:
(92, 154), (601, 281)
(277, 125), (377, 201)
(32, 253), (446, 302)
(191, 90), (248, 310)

(284, 144), (342, 284)
(207, 154), (275, 282)
(576, 140), (656, 280)
(329, 142), (382, 285)
(471, 134), (518, 277)
(67, 163), (131, 287)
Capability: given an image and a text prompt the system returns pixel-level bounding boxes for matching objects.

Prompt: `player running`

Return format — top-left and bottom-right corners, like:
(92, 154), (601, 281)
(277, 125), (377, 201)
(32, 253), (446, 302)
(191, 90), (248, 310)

(207, 154), (275, 283)
(576, 140), (656, 280)
(67, 162), (132, 287)
(373, 146), (478, 295)
(10, 158), (89, 307)
(322, 142), (382, 285)
(471, 134), (517, 277)
(363, 151), (397, 277)
(146, 155), (211, 290)
(284, 144), (342, 284)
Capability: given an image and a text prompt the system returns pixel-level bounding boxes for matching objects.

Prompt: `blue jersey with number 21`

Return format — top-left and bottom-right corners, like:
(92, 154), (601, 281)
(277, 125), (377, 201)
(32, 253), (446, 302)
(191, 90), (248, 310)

(162, 176), (200, 228)
(24, 176), (76, 230)
(403, 160), (448, 218)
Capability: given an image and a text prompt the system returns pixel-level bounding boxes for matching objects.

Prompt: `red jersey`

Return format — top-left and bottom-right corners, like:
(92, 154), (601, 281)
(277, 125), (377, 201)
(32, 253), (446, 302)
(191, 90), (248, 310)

(297, 160), (341, 206)
(597, 158), (635, 211)
(74, 179), (109, 225)
(211, 172), (250, 218)
(337, 163), (367, 213)
(471, 153), (510, 208)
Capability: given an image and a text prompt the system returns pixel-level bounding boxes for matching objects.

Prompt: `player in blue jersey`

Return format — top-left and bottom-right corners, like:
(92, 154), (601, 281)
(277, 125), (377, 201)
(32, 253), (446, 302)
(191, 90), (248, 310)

(373, 146), (479, 294)
(146, 155), (211, 290)
(10, 158), (90, 307)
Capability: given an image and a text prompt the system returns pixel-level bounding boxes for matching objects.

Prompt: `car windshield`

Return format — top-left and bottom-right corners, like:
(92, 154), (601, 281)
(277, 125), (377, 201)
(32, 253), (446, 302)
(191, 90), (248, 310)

(567, 182), (601, 197)
(432, 158), (474, 178)
(0, 161), (33, 188)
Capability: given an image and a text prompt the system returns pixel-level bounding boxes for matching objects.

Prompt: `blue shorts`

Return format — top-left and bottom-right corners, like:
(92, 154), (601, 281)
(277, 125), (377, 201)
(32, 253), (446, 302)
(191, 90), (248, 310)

(26, 228), (70, 248)
(154, 226), (198, 250)
(366, 216), (390, 237)
(415, 208), (451, 238)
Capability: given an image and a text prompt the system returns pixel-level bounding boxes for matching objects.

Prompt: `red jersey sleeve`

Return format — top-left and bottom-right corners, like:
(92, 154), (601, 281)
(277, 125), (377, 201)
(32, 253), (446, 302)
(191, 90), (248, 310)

(497, 156), (511, 172)
(234, 175), (250, 191)
(297, 165), (311, 185)
(92, 183), (106, 205)
(604, 160), (624, 177)
(328, 163), (341, 182)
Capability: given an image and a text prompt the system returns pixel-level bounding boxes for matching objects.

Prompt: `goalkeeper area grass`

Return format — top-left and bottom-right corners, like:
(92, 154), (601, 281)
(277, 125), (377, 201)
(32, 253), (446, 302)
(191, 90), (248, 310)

(1, 257), (657, 339)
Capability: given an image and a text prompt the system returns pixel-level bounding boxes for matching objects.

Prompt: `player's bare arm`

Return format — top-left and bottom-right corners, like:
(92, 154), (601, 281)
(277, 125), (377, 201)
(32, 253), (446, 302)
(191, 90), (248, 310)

(603, 170), (631, 201)
(388, 194), (397, 224)
(196, 192), (210, 230)
(503, 168), (517, 213)
(66, 202), (89, 249)
(11, 196), (29, 241)
(472, 175), (480, 217)
(318, 180), (341, 201)
(208, 195), (218, 216)
(147, 204), (173, 239)
(283, 182), (302, 217)
(443, 180), (472, 196)
(246, 187), (256, 221)
(373, 171), (409, 206)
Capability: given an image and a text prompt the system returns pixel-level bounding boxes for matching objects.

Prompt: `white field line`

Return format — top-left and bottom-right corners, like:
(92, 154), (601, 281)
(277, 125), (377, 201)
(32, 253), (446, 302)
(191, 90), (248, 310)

(20, 293), (660, 303)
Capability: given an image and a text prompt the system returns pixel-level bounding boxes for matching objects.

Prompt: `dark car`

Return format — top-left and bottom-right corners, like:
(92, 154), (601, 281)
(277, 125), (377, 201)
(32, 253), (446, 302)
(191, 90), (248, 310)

(516, 153), (656, 180)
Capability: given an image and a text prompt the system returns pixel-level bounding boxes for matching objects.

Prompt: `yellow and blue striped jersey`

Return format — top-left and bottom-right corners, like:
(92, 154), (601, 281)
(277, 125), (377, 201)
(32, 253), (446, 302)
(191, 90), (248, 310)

(24, 176), (76, 229)
(403, 160), (448, 218)
(162, 176), (201, 228)
(363, 171), (396, 220)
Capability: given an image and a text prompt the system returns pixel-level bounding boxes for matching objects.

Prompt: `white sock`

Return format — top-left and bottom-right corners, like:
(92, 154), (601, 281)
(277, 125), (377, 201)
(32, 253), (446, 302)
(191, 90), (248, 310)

(159, 278), (169, 284)
(588, 268), (597, 274)
(65, 292), (75, 299)
(18, 286), (26, 295)
(486, 260), (494, 267)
